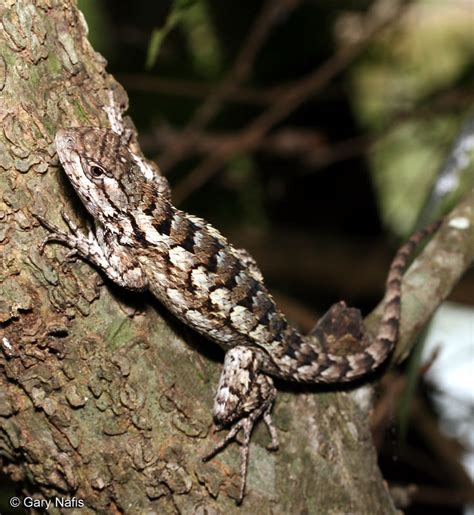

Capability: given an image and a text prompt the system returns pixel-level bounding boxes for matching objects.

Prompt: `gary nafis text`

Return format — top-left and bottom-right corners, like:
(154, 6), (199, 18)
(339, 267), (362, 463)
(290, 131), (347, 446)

(10, 496), (85, 509)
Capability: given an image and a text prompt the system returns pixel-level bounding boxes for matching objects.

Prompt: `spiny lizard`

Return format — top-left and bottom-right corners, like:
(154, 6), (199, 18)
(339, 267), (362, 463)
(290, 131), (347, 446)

(35, 127), (441, 503)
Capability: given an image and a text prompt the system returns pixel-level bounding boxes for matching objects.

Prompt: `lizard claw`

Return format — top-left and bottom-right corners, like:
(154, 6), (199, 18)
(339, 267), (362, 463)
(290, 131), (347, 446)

(33, 213), (60, 234)
(65, 249), (79, 262)
(61, 211), (79, 235)
(33, 213), (77, 254)
(211, 424), (225, 434)
(202, 417), (250, 504)
(34, 214), (64, 254)
(39, 233), (73, 253)
(38, 237), (48, 255)
(202, 403), (277, 504)
(202, 419), (246, 462)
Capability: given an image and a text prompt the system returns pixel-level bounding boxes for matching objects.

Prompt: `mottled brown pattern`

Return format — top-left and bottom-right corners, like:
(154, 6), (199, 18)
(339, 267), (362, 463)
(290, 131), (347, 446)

(38, 127), (441, 504)
(192, 231), (224, 270)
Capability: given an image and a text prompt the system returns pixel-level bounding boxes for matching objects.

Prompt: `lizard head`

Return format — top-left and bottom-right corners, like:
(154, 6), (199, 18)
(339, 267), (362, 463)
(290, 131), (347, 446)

(55, 127), (159, 224)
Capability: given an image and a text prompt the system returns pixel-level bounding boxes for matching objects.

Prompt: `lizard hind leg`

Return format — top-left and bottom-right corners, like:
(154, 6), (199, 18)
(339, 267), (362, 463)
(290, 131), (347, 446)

(203, 346), (278, 503)
(309, 301), (368, 355)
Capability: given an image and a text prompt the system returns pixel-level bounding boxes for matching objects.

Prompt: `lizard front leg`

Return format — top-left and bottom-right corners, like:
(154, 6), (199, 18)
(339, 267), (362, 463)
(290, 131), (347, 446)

(203, 346), (278, 503)
(34, 212), (148, 291)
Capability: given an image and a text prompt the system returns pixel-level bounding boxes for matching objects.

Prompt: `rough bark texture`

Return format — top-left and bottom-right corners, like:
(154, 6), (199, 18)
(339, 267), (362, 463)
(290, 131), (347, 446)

(0, 1), (473, 514)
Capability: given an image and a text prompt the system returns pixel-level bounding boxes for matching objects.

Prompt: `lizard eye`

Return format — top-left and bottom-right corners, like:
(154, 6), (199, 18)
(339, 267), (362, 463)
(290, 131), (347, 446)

(90, 165), (105, 178)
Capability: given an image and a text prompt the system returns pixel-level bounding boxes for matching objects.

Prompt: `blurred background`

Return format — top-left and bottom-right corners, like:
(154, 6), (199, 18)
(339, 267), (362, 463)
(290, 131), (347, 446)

(1, 0), (473, 513)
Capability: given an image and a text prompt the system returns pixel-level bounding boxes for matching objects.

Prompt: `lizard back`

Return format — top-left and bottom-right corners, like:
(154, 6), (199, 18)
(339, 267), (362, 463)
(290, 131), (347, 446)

(54, 127), (441, 385)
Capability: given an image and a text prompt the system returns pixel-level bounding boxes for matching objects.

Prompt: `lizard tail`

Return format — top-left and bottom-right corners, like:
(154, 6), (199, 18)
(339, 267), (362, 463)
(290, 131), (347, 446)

(336, 219), (442, 382)
(286, 220), (442, 384)
(366, 220), (442, 368)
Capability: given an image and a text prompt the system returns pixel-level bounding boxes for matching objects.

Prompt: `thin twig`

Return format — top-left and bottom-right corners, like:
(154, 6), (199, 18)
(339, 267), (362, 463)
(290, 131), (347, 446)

(159, 0), (301, 172)
(172, 0), (413, 204)
(118, 74), (282, 106)
(140, 125), (327, 160)
(140, 85), (474, 172)
(186, 0), (300, 131)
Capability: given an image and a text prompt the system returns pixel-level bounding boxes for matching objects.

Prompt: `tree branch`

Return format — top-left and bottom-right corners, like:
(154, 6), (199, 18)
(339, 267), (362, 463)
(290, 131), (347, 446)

(172, 0), (413, 204)
(366, 188), (474, 362)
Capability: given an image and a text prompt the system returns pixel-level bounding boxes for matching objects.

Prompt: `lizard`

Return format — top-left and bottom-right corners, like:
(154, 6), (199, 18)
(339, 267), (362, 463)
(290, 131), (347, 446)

(34, 127), (441, 503)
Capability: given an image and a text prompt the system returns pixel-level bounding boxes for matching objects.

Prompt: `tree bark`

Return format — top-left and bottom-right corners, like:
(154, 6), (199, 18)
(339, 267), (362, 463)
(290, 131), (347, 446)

(0, 1), (473, 514)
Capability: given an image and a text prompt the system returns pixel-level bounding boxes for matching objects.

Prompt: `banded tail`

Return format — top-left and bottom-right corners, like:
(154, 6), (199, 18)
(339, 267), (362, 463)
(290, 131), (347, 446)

(369, 220), (442, 367)
(286, 220), (442, 384)
(337, 220), (442, 382)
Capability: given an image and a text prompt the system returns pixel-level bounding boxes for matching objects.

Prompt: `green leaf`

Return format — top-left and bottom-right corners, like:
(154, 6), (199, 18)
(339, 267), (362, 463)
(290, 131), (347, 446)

(145, 0), (198, 70)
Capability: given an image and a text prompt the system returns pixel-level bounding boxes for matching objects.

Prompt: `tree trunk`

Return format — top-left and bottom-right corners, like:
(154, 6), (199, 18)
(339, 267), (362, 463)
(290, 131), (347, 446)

(1, 1), (473, 513)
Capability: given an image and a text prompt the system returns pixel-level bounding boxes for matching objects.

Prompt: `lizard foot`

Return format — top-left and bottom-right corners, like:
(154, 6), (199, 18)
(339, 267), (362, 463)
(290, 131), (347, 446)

(33, 213), (74, 254)
(203, 346), (278, 504)
(202, 400), (278, 504)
